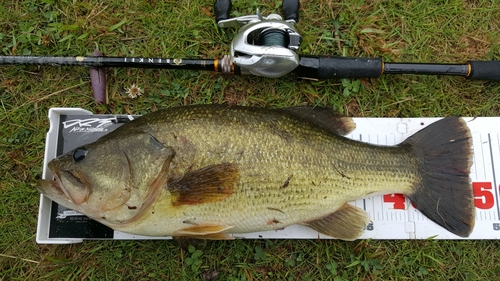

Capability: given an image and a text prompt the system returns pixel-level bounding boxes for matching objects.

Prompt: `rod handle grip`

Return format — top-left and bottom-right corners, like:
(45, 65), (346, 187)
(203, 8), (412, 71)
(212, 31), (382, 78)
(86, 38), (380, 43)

(214, 0), (232, 23)
(282, 0), (300, 22)
(296, 56), (383, 79)
(467, 61), (500, 81)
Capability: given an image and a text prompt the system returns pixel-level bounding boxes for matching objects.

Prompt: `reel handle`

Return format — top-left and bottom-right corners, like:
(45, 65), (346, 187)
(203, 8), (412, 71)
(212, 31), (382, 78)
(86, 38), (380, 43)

(214, 0), (232, 23)
(282, 0), (300, 22)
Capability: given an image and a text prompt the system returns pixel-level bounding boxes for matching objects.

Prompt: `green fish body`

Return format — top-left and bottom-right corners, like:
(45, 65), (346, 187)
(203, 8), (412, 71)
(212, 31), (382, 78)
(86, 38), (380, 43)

(37, 105), (475, 240)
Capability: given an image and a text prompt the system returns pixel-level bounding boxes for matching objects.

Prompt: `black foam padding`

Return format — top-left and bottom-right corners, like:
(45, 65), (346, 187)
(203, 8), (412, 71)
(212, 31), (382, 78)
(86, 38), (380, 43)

(467, 60), (500, 81)
(296, 56), (383, 79)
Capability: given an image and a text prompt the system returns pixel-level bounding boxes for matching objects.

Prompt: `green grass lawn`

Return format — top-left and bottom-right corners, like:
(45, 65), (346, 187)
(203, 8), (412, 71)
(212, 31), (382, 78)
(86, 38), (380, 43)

(1, 0), (500, 279)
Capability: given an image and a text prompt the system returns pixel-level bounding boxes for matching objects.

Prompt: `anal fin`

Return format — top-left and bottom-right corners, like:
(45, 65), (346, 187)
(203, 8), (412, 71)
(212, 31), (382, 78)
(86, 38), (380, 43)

(302, 204), (370, 241)
(174, 224), (234, 240)
(173, 233), (235, 240)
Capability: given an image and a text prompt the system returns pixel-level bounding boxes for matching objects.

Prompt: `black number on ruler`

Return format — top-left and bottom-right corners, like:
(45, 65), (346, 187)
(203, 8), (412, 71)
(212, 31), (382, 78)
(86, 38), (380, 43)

(366, 223), (374, 231)
(493, 223), (500, 231)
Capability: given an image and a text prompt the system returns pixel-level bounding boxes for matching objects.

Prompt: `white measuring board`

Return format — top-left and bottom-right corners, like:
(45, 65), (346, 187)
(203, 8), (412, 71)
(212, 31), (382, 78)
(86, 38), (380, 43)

(36, 108), (500, 243)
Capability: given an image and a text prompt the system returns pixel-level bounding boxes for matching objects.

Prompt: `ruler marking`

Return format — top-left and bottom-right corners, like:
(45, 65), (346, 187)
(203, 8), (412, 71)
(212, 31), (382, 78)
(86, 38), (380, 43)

(475, 134), (482, 180)
(480, 134), (487, 180)
(488, 134), (499, 219)
(359, 134), (368, 212)
(382, 198), (386, 221)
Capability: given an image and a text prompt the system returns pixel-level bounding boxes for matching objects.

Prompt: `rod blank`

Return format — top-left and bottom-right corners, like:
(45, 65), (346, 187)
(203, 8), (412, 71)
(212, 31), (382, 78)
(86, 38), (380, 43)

(0, 55), (219, 70)
(1, 55), (498, 81)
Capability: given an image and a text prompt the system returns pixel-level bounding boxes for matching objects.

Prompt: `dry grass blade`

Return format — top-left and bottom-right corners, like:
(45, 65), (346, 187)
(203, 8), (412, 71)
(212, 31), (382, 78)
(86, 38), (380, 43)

(0, 254), (39, 264)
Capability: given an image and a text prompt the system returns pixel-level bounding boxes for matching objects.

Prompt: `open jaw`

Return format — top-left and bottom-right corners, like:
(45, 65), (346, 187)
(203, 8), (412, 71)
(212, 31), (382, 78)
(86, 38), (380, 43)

(36, 169), (89, 207)
(37, 178), (64, 198)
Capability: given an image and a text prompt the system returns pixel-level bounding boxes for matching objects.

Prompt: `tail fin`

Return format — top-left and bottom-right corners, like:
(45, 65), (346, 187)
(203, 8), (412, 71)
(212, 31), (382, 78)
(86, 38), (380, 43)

(403, 117), (474, 237)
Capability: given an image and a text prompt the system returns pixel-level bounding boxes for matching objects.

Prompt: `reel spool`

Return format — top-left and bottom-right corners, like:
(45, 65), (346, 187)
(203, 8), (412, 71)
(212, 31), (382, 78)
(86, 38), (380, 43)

(258, 29), (289, 47)
(215, 0), (302, 78)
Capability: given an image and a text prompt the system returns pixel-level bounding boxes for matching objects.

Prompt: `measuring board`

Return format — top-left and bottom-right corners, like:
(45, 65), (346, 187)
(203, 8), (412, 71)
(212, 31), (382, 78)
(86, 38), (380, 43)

(36, 108), (500, 244)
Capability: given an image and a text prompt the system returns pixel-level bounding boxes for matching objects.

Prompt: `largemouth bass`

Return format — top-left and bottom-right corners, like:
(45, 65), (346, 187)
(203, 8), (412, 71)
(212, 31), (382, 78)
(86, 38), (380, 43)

(37, 105), (475, 240)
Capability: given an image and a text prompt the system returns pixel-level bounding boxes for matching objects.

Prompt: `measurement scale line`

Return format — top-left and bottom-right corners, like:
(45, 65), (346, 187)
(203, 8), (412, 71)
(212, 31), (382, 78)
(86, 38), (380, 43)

(359, 134), (368, 212)
(479, 134), (486, 180)
(488, 134), (500, 219)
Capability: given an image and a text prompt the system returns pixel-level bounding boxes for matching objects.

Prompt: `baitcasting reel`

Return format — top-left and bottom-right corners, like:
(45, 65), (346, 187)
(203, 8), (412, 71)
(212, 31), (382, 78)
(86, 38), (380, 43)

(214, 0), (302, 78)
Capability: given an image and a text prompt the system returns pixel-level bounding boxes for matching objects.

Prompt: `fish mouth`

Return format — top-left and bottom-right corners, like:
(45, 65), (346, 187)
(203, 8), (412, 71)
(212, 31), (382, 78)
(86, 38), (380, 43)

(37, 178), (64, 197)
(38, 166), (89, 206)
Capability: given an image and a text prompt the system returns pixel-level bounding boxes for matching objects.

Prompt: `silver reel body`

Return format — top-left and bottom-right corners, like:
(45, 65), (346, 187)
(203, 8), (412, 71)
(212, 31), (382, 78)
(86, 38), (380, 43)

(218, 11), (302, 78)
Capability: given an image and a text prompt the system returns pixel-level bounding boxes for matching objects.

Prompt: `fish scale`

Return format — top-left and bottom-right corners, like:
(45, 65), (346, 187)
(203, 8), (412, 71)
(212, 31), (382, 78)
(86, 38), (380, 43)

(127, 106), (418, 234)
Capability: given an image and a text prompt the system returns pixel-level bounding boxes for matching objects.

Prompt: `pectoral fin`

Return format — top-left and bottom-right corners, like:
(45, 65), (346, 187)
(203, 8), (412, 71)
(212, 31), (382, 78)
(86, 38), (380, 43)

(174, 224), (234, 240)
(302, 204), (371, 241)
(167, 163), (239, 206)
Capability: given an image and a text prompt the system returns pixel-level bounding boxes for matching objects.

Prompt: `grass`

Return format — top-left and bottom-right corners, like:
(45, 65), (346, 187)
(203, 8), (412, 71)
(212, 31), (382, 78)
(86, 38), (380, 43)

(1, 0), (499, 279)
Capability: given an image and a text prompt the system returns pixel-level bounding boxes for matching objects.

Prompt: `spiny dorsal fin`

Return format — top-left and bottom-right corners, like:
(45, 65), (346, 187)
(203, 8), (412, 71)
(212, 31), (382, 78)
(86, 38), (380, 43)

(167, 163), (239, 206)
(282, 107), (356, 135)
(302, 203), (370, 241)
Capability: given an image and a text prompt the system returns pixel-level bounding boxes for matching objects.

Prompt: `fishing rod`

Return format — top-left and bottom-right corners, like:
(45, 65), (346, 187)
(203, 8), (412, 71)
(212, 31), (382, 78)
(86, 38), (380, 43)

(1, 54), (498, 81)
(1, 0), (498, 81)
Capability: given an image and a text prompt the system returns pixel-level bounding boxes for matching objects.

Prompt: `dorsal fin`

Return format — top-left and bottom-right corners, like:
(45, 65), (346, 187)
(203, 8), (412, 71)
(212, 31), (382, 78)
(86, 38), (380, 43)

(281, 107), (356, 135)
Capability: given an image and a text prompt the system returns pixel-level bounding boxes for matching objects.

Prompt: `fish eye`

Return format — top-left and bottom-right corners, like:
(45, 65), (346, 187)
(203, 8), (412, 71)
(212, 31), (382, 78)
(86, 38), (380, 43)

(72, 147), (88, 162)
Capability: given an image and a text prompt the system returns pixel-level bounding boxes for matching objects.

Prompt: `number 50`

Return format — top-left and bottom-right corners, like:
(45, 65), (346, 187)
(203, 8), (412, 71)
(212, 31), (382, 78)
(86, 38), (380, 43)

(473, 182), (495, 209)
